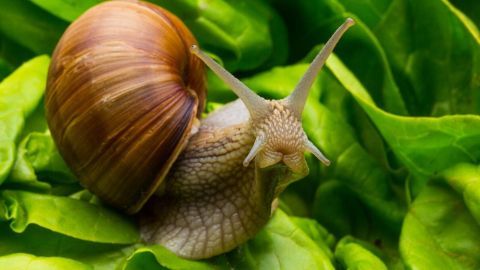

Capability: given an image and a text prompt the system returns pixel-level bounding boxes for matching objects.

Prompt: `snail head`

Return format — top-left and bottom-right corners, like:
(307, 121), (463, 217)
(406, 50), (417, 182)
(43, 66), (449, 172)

(191, 18), (355, 176)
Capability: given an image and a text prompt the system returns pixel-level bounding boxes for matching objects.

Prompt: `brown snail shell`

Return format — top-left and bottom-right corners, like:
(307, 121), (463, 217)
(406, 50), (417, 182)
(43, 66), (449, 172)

(45, 0), (206, 214)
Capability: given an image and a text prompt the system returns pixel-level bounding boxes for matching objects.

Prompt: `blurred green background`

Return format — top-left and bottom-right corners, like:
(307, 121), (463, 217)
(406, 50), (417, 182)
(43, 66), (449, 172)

(0, 0), (479, 269)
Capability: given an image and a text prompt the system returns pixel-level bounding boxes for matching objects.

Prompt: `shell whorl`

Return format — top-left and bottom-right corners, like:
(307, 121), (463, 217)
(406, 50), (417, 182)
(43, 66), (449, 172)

(45, 0), (206, 213)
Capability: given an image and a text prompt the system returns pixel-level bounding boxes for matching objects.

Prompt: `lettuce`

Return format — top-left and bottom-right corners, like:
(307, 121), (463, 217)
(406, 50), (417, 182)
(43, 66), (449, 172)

(0, 0), (479, 269)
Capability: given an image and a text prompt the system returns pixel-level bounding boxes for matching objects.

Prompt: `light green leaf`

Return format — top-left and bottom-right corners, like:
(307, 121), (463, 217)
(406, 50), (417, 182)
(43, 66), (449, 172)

(0, 253), (92, 270)
(335, 236), (388, 270)
(442, 163), (480, 226)
(9, 131), (75, 186)
(0, 55), (49, 119)
(0, 56), (50, 184)
(400, 184), (480, 269)
(290, 217), (336, 260)
(228, 210), (335, 270)
(0, 190), (139, 244)
(0, 111), (23, 185)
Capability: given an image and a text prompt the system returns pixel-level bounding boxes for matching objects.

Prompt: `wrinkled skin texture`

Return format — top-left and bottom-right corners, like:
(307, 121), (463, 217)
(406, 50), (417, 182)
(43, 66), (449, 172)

(140, 100), (305, 259)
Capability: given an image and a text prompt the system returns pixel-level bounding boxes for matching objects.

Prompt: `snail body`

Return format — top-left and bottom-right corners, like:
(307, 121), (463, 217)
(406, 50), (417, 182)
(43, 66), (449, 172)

(45, 0), (354, 259)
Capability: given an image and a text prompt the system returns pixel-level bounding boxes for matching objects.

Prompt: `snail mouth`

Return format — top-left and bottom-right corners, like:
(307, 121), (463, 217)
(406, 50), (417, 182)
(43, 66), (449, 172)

(256, 149), (309, 176)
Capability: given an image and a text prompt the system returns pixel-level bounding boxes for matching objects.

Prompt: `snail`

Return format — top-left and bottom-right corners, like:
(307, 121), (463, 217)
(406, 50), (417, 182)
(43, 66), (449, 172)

(45, 0), (354, 259)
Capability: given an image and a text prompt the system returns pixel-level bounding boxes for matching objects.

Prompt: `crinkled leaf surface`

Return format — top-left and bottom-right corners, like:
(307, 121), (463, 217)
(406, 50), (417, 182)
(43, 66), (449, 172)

(227, 210), (335, 270)
(290, 217), (335, 260)
(335, 236), (388, 270)
(0, 56), (49, 184)
(9, 131), (75, 186)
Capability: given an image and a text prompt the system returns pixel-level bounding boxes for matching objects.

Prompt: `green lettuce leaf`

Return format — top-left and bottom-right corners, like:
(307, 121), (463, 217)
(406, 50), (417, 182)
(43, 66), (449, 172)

(442, 163), (480, 226)
(152, 0), (288, 71)
(0, 253), (92, 270)
(0, 190), (139, 244)
(270, 0), (407, 115)
(365, 0), (480, 115)
(0, 1), (67, 54)
(227, 210), (335, 270)
(290, 217), (336, 260)
(326, 52), (480, 194)
(0, 34), (35, 79)
(400, 183), (480, 269)
(0, 59), (9, 80)
(30, 0), (101, 22)
(335, 236), (388, 270)
(0, 223), (135, 270)
(450, 0), (480, 30)
(9, 131), (76, 188)
(313, 180), (405, 269)
(0, 56), (50, 184)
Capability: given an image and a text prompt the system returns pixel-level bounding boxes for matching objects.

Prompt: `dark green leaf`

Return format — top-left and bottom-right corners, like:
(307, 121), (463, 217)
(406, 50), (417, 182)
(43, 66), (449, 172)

(327, 52), (480, 192)
(30, 0), (101, 22)
(152, 0), (288, 71)
(368, 0), (480, 115)
(0, 33), (35, 73)
(0, 0), (67, 54)
(450, 0), (480, 29)
(270, 0), (407, 115)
